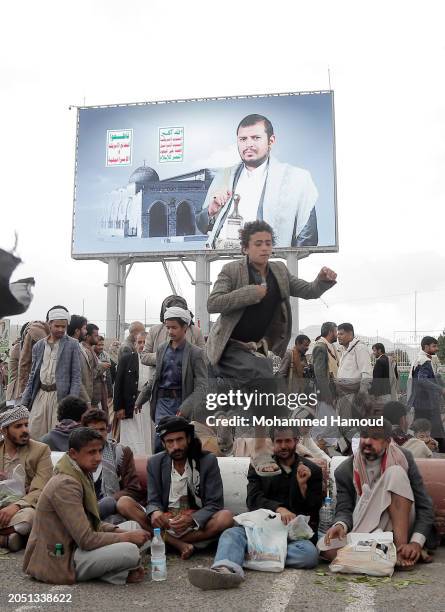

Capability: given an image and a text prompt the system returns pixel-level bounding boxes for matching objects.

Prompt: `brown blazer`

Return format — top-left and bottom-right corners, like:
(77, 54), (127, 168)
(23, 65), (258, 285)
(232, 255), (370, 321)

(206, 258), (335, 366)
(79, 343), (96, 405)
(18, 321), (50, 396)
(23, 473), (123, 584)
(276, 348), (307, 394)
(114, 445), (144, 503)
(0, 439), (52, 508)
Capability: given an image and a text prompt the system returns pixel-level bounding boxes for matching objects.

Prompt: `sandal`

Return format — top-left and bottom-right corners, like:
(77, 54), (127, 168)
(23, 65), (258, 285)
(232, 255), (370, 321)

(251, 454), (281, 477)
(395, 554), (416, 571)
(419, 548), (434, 563)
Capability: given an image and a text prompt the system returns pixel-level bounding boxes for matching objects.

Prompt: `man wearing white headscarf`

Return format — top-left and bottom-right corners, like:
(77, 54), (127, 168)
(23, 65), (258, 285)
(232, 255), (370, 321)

(21, 305), (82, 439)
(0, 406), (52, 551)
(140, 295), (205, 381)
(135, 307), (207, 451)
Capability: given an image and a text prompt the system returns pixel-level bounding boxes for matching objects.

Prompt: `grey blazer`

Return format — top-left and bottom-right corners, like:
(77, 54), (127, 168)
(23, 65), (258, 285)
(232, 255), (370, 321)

(206, 257), (335, 366)
(137, 341), (207, 421)
(312, 342), (334, 404)
(21, 335), (81, 407)
(146, 451), (224, 528)
(333, 448), (434, 540)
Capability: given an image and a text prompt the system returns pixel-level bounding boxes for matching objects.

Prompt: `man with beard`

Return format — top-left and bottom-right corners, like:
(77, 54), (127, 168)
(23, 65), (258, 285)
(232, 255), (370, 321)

(21, 306), (81, 439)
(335, 323), (373, 450)
(93, 335), (111, 411)
(277, 334), (312, 395)
(114, 331), (152, 455)
(146, 416), (233, 560)
(196, 114), (319, 248)
(67, 315), (88, 344)
(118, 321), (145, 360)
(79, 323), (102, 409)
(311, 322), (341, 445)
(0, 406), (52, 551)
(322, 420), (434, 569)
(188, 425), (322, 590)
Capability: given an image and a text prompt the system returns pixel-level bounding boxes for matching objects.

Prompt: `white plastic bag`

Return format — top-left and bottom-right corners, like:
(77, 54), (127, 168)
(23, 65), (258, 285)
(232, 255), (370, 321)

(234, 509), (288, 572)
(0, 464), (26, 508)
(329, 532), (396, 577)
(287, 515), (314, 541)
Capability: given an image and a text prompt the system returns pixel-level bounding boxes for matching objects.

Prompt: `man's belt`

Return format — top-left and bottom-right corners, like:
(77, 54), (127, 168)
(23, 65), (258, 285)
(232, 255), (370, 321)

(40, 383), (57, 392)
(229, 338), (269, 357)
(158, 388), (182, 399)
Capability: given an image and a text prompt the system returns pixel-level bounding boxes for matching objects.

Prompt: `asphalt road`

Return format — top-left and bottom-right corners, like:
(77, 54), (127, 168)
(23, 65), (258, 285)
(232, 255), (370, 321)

(1, 546), (444, 612)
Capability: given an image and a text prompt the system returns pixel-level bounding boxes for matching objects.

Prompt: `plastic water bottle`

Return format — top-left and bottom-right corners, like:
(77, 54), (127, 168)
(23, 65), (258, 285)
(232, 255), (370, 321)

(151, 528), (167, 581)
(318, 496), (335, 538)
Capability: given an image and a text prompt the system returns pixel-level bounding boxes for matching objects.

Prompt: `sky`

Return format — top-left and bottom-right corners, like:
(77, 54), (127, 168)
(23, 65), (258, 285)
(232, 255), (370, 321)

(1, 0), (445, 341)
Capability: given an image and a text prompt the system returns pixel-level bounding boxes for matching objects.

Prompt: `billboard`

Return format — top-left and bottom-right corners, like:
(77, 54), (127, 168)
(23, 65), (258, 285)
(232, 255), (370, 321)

(72, 91), (337, 259)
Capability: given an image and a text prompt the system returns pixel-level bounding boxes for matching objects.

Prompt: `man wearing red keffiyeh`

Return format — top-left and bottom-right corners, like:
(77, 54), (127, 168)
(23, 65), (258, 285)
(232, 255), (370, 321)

(321, 420), (435, 569)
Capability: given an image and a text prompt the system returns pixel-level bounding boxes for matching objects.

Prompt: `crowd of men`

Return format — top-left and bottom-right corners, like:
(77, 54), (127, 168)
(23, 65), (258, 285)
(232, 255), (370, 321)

(0, 220), (443, 587)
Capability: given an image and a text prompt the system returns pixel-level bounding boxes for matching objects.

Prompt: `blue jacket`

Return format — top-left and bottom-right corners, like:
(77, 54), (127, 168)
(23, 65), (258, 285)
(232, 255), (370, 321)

(21, 335), (81, 407)
(409, 359), (442, 414)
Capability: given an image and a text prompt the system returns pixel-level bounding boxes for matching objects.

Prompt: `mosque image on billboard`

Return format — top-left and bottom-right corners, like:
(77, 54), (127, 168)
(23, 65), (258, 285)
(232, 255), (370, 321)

(100, 163), (213, 242)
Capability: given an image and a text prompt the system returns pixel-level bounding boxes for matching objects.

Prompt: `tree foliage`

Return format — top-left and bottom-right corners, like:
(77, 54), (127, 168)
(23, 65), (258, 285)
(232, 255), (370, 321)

(438, 330), (445, 364)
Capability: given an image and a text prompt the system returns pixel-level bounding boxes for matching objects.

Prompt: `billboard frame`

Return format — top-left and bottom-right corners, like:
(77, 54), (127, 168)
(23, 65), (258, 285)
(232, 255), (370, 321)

(71, 89), (339, 262)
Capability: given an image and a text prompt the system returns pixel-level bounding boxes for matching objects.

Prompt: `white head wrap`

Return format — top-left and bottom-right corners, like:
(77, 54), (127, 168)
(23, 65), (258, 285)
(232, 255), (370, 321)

(164, 307), (191, 326)
(47, 307), (70, 322)
(0, 406), (30, 429)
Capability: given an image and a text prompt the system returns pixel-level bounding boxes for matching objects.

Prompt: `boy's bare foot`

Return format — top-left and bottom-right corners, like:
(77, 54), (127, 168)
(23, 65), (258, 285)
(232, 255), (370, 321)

(180, 543), (195, 560)
(126, 566), (145, 583)
(165, 533), (195, 560)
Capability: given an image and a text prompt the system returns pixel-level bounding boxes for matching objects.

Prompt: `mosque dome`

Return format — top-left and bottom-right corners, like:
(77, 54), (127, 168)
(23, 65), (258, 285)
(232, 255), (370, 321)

(129, 165), (159, 185)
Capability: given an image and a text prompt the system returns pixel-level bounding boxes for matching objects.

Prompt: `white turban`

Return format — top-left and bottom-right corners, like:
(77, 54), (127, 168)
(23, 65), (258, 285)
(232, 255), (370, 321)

(0, 405), (30, 429)
(164, 307), (191, 326)
(48, 307), (70, 322)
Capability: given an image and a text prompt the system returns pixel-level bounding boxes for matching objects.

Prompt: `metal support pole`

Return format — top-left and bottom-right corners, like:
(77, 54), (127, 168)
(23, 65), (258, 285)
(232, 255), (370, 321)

(105, 258), (120, 340)
(180, 258), (195, 284)
(118, 263), (127, 341)
(414, 290), (417, 344)
(286, 252), (299, 344)
(195, 255), (211, 335)
(161, 261), (177, 295)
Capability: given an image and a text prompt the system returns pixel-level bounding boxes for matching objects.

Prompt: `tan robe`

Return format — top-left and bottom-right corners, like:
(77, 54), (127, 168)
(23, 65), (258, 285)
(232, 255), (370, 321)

(28, 339), (59, 440)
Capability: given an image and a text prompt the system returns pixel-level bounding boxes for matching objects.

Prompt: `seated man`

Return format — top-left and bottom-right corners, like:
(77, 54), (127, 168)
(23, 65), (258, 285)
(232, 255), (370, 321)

(188, 425), (322, 590)
(322, 420), (434, 569)
(0, 406), (53, 551)
(80, 409), (148, 530)
(40, 395), (88, 451)
(23, 427), (150, 584)
(147, 416), (233, 559)
(403, 418), (438, 458)
(383, 400), (409, 446)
